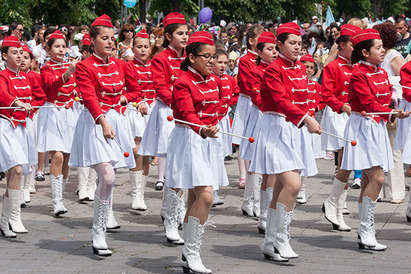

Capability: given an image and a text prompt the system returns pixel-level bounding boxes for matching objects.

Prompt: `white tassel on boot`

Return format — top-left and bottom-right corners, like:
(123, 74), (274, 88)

(336, 189), (351, 231)
(92, 196), (112, 256)
(257, 187), (273, 234)
(130, 171), (147, 211)
(50, 175), (67, 216)
(0, 195), (16, 238)
(106, 192), (120, 230)
(322, 178), (345, 228)
(23, 174), (31, 204)
(406, 191), (411, 222)
(274, 203), (298, 259)
(77, 167), (90, 201)
(8, 189), (28, 233)
(261, 208), (288, 262)
(182, 216), (212, 274)
(164, 188), (184, 245)
(241, 173), (256, 217)
(252, 174), (262, 217)
(357, 196), (387, 251)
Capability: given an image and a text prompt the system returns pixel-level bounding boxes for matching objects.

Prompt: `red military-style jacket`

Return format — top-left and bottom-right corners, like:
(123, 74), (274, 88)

(41, 59), (77, 108)
(0, 68), (41, 127)
(321, 55), (353, 113)
(125, 58), (156, 106)
(172, 67), (221, 135)
(307, 80), (322, 117)
(349, 61), (393, 123)
(249, 61), (269, 108)
(237, 50), (258, 98)
(151, 46), (185, 106)
(260, 54), (309, 126)
(400, 61), (411, 102)
(26, 70), (47, 119)
(217, 73), (239, 119)
(76, 54), (140, 122)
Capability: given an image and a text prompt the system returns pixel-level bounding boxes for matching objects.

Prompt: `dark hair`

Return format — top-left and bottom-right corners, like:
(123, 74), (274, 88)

(80, 44), (92, 55)
(396, 17), (406, 25)
(255, 42), (266, 65)
(373, 22), (397, 49)
(163, 23), (185, 48)
(351, 39), (375, 64)
(90, 26), (103, 39)
(47, 37), (67, 49)
(1, 46), (9, 60)
(275, 33), (291, 52)
(180, 42), (206, 71)
(330, 23), (340, 32)
(8, 22), (22, 35)
(44, 27), (57, 41)
(215, 48), (228, 58)
(246, 24), (263, 49)
(118, 23), (135, 42)
(336, 35), (351, 51)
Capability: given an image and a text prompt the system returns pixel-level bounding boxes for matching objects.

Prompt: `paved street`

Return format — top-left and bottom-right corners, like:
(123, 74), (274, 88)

(0, 157), (410, 274)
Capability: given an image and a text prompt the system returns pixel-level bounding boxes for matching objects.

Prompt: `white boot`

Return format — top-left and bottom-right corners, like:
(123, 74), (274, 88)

(130, 171), (147, 211)
(160, 186), (167, 222)
(20, 176), (26, 208)
(241, 173), (255, 217)
(252, 174), (262, 217)
(50, 175), (67, 216)
(212, 190), (224, 206)
(8, 189), (28, 233)
(0, 195), (16, 238)
(322, 178), (345, 228)
(406, 192), (411, 222)
(23, 175), (31, 204)
(257, 187), (273, 234)
(92, 196), (112, 256)
(336, 190), (351, 231)
(274, 203), (298, 259)
(357, 196), (387, 251)
(106, 192), (120, 230)
(164, 188), (183, 244)
(297, 178), (307, 204)
(177, 191), (186, 228)
(77, 167), (90, 201)
(87, 169), (97, 201)
(261, 208), (288, 262)
(182, 216), (212, 273)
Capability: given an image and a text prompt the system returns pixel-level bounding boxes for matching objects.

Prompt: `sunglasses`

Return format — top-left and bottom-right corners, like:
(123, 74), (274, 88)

(17, 28), (24, 32)
(125, 29), (134, 33)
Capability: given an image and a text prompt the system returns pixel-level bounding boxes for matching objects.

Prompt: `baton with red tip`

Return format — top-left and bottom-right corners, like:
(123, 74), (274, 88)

(167, 115), (255, 143)
(320, 130), (357, 146)
(360, 110), (398, 116)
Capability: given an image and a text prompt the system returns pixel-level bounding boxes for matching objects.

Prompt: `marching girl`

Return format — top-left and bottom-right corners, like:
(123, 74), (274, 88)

(341, 29), (408, 251)
(20, 45), (47, 205)
(38, 30), (79, 216)
(69, 14), (139, 256)
(395, 60), (411, 221)
(297, 54), (323, 204)
(321, 24), (361, 231)
(166, 30), (228, 274)
(249, 22), (322, 262)
(124, 29), (153, 211)
(0, 36), (39, 236)
(138, 12), (188, 245)
(237, 31), (278, 231)
(231, 24), (263, 190)
(211, 48), (239, 206)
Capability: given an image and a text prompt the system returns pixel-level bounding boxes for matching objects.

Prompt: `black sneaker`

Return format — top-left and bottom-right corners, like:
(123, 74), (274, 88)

(155, 180), (164, 191)
(35, 172), (45, 181)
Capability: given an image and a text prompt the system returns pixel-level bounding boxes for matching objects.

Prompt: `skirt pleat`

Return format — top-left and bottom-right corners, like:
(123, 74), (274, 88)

(239, 105), (263, 161)
(320, 106), (349, 152)
(217, 114), (233, 156)
(394, 100), (411, 164)
(231, 95), (253, 145)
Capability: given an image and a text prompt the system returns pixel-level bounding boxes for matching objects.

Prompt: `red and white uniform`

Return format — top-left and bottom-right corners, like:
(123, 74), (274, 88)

(0, 68), (38, 172)
(395, 61), (411, 163)
(341, 61), (394, 172)
(307, 79), (325, 159)
(165, 67), (228, 190)
(124, 58), (154, 138)
(37, 60), (80, 153)
(231, 50), (258, 144)
(69, 54), (136, 169)
(320, 55), (353, 152)
(138, 46), (185, 157)
(249, 54), (315, 176)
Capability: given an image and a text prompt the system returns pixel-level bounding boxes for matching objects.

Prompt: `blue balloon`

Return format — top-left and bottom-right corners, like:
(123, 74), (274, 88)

(124, 0), (136, 8)
(199, 7), (213, 24)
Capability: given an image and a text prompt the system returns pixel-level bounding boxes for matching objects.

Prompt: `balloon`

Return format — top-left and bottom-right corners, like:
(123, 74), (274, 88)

(199, 7), (213, 24)
(123, 0), (136, 8)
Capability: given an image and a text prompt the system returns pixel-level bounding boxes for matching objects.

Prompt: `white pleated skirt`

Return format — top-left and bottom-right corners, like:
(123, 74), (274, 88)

(240, 104), (262, 161)
(312, 132), (326, 159)
(0, 119), (36, 174)
(293, 126), (318, 176)
(69, 109), (136, 169)
(341, 113), (393, 172)
(217, 114), (232, 156)
(26, 115), (38, 167)
(249, 113), (305, 175)
(126, 102), (155, 139)
(320, 106), (349, 152)
(165, 125), (229, 190)
(37, 102), (78, 153)
(394, 100), (411, 164)
(231, 95), (253, 145)
(138, 101), (174, 157)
